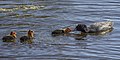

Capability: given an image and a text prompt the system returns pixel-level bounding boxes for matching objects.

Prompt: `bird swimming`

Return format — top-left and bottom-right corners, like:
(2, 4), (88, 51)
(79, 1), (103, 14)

(2, 31), (17, 42)
(75, 21), (113, 33)
(52, 27), (72, 34)
(52, 20), (113, 36)
(20, 30), (34, 43)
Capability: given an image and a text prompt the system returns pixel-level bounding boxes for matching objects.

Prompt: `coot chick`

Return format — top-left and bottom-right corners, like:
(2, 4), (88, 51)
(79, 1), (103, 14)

(20, 30), (34, 43)
(2, 31), (17, 42)
(52, 28), (72, 34)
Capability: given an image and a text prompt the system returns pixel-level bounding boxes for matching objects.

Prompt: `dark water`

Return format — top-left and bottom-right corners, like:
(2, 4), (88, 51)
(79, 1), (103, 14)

(0, 0), (120, 60)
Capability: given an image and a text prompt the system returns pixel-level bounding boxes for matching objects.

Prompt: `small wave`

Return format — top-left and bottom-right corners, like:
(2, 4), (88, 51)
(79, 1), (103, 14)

(0, 5), (45, 12)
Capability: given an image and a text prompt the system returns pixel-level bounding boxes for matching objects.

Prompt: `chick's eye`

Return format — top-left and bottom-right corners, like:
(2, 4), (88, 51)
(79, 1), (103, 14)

(32, 31), (33, 32)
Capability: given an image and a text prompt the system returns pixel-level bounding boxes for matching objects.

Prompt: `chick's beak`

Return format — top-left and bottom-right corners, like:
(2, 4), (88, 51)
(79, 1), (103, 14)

(64, 28), (71, 33)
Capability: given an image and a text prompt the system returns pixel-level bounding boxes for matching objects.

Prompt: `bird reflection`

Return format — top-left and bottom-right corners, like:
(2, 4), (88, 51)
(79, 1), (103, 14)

(20, 39), (33, 44)
(75, 28), (113, 40)
(3, 39), (16, 42)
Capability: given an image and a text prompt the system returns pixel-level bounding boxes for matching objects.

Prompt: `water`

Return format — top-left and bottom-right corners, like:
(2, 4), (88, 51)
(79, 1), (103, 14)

(0, 0), (120, 60)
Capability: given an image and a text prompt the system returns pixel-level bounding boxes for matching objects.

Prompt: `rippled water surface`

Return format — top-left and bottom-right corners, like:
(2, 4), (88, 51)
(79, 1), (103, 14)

(0, 0), (120, 60)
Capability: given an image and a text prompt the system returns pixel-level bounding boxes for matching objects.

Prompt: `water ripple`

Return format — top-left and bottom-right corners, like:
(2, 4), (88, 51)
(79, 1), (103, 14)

(0, 0), (120, 60)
